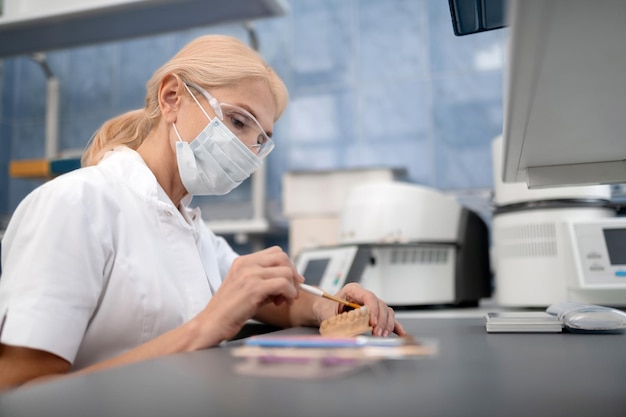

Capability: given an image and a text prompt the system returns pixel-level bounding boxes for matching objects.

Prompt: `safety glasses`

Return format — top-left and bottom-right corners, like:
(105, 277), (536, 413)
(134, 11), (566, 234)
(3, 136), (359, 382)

(184, 82), (274, 158)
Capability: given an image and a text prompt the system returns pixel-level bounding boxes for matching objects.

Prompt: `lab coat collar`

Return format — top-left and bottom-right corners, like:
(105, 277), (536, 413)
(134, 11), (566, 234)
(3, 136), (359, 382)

(180, 193), (193, 207)
(99, 147), (178, 209)
(99, 146), (200, 230)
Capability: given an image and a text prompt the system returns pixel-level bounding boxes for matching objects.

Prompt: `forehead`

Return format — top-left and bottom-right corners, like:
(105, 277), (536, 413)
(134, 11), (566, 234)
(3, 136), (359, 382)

(208, 79), (276, 132)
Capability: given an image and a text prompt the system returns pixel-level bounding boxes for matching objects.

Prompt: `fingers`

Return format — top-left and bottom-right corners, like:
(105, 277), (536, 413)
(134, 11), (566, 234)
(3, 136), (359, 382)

(198, 246), (308, 343)
(239, 246), (304, 285)
(393, 319), (407, 336)
(336, 283), (404, 337)
(225, 247), (303, 306)
(234, 264), (301, 303)
(253, 246), (298, 270)
(368, 305), (395, 337)
(250, 275), (299, 305)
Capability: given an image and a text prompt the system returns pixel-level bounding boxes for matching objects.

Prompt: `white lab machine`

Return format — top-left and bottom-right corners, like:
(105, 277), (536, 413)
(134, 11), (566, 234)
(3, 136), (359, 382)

(491, 136), (626, 307)
(295, 182), (491, 308)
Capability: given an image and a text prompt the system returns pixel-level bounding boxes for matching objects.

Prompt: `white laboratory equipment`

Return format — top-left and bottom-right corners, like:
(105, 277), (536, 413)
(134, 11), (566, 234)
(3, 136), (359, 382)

(295, 182), (491, 308)
(491, 136), (626, 307)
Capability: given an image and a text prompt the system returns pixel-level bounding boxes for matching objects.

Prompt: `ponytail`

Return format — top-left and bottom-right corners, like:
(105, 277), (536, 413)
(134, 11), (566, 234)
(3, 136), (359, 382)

(81, 109), (154, 167)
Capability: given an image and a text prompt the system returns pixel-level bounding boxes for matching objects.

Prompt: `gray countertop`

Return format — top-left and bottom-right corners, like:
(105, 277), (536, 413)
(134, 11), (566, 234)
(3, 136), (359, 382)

(1, 317), (625, 417)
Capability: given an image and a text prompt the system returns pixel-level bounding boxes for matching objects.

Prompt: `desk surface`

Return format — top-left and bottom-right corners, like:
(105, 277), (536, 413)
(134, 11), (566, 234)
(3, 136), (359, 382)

(1, 317), (625, 417)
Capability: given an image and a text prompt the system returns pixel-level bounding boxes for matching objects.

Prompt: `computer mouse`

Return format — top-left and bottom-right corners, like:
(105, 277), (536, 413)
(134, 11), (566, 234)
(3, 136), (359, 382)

(546, 302), (589, 319)
(561, 306), (626, 334)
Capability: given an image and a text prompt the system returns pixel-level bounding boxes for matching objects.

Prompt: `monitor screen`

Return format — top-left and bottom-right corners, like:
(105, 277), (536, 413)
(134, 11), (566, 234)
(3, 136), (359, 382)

(301, 258), (330, 286)
(603, 228), (626, 265)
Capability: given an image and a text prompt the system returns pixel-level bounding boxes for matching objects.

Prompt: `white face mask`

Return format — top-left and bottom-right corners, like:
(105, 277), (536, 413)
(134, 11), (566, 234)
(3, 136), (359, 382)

(173, 107), (263, 196)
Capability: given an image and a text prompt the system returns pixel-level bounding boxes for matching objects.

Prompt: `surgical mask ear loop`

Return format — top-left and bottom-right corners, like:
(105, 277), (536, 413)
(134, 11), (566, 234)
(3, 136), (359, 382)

(172, 123), (184, 142)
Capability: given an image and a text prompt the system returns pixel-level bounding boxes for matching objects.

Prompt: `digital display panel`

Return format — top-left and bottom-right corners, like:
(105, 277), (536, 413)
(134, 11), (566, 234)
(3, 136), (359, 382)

(301, 258), (330, 286)
(603, 228), (626, 265)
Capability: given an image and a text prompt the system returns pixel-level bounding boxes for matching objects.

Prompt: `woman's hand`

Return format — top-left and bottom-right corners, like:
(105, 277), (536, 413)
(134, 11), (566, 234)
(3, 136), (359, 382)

(190, 246), (305, 346)
(315, 282), (407, 337)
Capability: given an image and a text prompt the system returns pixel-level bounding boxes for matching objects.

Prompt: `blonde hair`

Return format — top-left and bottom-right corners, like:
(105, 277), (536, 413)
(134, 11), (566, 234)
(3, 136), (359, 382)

(81, 35), (289, 166)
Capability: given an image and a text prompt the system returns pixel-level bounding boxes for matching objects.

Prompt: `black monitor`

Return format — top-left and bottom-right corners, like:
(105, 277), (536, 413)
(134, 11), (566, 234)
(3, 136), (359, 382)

(448, 0), (507, 36)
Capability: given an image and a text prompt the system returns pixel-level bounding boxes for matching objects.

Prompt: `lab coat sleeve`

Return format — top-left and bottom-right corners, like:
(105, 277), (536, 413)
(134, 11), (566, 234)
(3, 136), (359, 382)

(0, 176), (111, 363)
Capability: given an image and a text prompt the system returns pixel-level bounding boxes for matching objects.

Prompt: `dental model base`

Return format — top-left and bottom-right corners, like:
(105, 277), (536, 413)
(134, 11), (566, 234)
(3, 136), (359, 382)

(319, 306), (372, 337)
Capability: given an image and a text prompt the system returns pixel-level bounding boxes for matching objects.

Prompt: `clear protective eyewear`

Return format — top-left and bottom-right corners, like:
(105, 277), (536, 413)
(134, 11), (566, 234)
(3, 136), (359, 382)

(184, 82), (274, 158)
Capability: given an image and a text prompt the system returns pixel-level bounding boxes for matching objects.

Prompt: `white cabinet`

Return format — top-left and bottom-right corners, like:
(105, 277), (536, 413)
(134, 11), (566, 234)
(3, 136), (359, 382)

(0, 0), (287, 57)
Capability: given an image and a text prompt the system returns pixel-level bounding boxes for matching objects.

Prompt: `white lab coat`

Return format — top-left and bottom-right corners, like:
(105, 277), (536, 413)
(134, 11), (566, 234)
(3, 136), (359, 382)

(0, 147), (238, 369)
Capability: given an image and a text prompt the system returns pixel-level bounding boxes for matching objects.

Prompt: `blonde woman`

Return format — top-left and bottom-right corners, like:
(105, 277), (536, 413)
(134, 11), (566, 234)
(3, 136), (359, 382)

(0, 35), (405, 390)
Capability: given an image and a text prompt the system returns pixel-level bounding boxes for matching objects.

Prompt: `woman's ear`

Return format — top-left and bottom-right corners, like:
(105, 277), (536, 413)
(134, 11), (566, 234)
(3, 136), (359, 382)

(158, 74), (184, 123)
